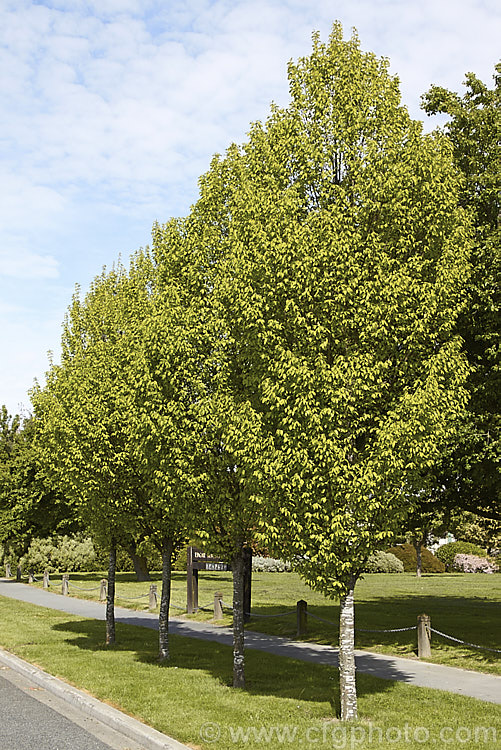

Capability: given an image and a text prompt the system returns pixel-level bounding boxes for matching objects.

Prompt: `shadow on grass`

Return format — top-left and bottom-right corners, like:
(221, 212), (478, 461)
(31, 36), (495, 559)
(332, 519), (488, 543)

(51, 616), (399, 715)
(241, 596), (500, 669)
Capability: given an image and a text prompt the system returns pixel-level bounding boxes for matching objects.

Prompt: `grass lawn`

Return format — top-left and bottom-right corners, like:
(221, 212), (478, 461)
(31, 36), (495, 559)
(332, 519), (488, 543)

(0, 595), (500, 750)
(32, 570), (501, 676)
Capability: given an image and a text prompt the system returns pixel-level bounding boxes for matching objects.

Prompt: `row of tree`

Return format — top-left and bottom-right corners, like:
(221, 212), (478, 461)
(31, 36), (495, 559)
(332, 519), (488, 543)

(1, 27), (499, 721)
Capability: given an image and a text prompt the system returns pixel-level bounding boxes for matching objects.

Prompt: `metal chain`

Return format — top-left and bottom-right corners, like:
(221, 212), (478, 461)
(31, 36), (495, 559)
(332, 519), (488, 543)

(68, 583), (102, 592)
(308, 612), (338, 626)
(245, 610), (296, 619)
(115, 592), (150, 600)
(430, 627), (501, 654)
(356, 626), (416, 633)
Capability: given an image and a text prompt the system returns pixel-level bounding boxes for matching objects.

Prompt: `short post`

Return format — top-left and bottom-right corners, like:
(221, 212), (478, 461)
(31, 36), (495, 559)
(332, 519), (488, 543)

(62, 574), (69, 596)
(43, 570), (50, 589)
(100, 578), (107, 602)
(417, 614), (431, 658)
(28, 570), (34, 583)
(149, 583), (158, 610)
(5, 563), (11, 578)
(297, 599), (307, 637)
(16, 565), (22, 582)
(186, 547), (199, 614)
(214, 591), (224, 620)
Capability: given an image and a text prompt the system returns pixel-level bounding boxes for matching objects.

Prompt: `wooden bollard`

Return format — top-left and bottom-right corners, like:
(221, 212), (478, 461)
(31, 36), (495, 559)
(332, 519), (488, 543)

(16, 565), (22, 582)
(297, 599), (307, 637)
(149, 584), (157, 610)
(5, 563), (11, 578)
(43, 570), (50, 589)
(100, 578), (108, 601)
(62, 574), (69, 596)
(214, 592), (224, 620)
(417, 614), (431, 658)
(28, 570), (34, 584)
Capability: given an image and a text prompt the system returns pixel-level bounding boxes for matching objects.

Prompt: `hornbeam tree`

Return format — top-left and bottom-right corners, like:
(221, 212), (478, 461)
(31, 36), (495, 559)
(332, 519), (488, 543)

(31, 255), (151, 644)
(203, 25), (471, 719)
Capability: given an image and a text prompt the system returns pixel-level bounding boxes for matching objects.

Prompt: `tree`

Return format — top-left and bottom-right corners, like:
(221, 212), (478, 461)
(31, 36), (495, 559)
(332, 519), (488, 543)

(422, 65), (500, 522)
(0, 408), (79, 560)
(205, 26), (471, 718)
(32, 257), (152, 644)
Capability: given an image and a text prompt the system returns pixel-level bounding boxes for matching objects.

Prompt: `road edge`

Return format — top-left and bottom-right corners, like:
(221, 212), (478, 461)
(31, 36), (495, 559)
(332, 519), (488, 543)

(0, 647), (191, 750)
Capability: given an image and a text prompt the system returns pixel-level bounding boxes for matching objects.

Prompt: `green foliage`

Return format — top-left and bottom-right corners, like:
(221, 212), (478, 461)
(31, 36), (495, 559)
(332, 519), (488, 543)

(422, 64), (501, 522)
(451, 511), (501, 551)
(201, 24), (470, 597)
(0, 407), (79, 555)
(20, 534), (96, 573)
(363, 551), (404, 573)
(386, 544), (445, 573)
(435, 541), (487, 570)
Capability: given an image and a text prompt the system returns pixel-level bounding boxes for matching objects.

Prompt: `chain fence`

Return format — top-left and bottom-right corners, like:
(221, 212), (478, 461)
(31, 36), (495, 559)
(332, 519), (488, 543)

(23, 574), (500, 655)
(68, 582), (102, 592)
(430, 627), (501, 654)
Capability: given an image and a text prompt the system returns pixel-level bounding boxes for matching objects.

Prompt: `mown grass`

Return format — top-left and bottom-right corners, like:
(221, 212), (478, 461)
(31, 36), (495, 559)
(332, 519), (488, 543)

(0, 595), (499, 750)
(30, 570), (501, 676)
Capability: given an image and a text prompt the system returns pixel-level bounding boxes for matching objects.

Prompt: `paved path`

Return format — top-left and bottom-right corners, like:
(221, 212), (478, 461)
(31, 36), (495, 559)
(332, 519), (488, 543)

(1, 579), (500, 705)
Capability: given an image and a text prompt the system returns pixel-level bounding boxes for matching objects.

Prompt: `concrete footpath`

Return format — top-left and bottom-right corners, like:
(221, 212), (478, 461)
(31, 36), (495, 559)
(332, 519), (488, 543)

(0, 579), (500, 707)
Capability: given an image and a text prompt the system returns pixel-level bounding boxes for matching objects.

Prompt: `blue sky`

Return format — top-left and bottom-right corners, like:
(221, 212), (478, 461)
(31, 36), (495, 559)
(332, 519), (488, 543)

(1, 0), (499, 415)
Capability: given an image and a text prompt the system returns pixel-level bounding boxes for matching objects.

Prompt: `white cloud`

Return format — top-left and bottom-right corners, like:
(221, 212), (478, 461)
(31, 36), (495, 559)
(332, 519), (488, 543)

(0, 249), (59, 279)
(0, 0), (499, 412)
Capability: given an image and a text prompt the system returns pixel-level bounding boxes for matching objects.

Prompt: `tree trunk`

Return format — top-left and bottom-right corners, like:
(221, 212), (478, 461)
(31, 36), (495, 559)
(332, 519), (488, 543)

(414, 540), (422, 578)
(339, 579), (357, 721)
(129, 551), (151, 582)
(158, 538), (173, 662)
(106, 544), (116, 645)
(232, 548), (246, 688)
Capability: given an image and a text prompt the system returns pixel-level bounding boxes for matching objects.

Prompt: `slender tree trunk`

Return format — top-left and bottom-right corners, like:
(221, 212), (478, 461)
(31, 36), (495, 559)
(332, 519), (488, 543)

(414, 540), (422, 578)
(232, 547), (246, 688)
(106, 543), (116, 645)
(158, 538), (173, 662)
(129, 551), (151, 582)
(339, 578), (357, 721)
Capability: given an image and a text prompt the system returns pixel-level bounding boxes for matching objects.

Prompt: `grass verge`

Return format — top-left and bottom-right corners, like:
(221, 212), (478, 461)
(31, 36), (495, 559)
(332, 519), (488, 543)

(31, 570), (501, 676)
(0, 595), (500, 750)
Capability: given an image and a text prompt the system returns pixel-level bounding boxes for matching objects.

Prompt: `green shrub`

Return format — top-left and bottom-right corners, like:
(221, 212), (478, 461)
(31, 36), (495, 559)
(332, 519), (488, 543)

(386, 544), (445, 573)
(435, 541), (487, 570)
(364, 551), (404, 573)
(20, 535), (97, 573)
(252, 556), (291, 573)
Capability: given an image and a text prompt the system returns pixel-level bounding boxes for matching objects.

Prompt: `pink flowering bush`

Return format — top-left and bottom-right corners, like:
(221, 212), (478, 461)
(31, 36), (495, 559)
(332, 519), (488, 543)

(453, 553), (499, 574)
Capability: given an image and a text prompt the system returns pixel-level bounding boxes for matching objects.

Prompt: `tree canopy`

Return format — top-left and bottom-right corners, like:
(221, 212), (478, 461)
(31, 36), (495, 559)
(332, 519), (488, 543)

(422, 63), (500, 522)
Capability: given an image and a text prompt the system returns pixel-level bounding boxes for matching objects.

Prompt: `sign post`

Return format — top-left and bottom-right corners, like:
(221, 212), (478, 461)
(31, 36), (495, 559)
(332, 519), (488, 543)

(187, 546), (231, 613)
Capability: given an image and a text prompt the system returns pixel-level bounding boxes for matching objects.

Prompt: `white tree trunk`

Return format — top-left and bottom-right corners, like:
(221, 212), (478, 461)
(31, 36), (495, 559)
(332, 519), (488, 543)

(339, 582), (357, 721)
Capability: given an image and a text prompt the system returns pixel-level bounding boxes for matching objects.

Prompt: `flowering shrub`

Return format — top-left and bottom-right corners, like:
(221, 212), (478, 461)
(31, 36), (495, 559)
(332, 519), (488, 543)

(252, 556), (291, 573)
(453, 553), (499, 574)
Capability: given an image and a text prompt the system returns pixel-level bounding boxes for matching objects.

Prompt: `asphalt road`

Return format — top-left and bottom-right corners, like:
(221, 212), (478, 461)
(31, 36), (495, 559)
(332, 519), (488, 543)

(0, 662), (144, 750)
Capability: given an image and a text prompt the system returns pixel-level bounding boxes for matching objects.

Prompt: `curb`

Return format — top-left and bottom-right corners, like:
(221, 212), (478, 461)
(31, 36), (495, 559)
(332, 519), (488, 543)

(0, 648), (191, 750)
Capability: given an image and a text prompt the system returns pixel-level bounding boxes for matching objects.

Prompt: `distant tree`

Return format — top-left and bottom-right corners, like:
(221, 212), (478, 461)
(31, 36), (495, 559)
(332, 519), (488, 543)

(0, 408), (80, 559)
(206, 26), (471, 719)
(422, 64), (500, 523)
